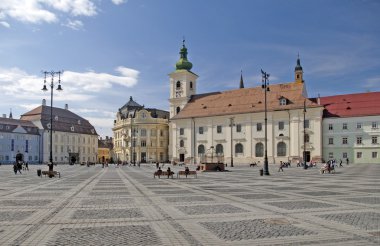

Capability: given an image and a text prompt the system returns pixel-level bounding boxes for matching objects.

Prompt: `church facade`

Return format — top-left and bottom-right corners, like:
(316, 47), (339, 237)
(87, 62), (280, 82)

(169, 42), (324, 166)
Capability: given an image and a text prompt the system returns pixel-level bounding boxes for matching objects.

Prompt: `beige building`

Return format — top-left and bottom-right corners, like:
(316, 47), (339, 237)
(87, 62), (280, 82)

(113, 97), (169, 163)
(21, 100), (98, 164)
(98, 136), (114, 163)
(169, 42), (324, 166)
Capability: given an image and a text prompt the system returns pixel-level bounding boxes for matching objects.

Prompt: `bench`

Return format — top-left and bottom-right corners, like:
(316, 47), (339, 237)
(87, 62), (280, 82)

(249, 163), (257, 167)
(154, 171), (174, 179)
(320, 166), (335, 174)
(41, 170), (61, 178)
(177, 170), (197, 178)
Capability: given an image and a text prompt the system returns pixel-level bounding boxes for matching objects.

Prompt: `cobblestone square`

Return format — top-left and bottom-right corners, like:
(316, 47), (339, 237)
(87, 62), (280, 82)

(0, 163), (379, 245)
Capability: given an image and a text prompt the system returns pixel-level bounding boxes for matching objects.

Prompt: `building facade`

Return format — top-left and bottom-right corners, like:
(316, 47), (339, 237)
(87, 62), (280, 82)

(98, 136), (114, 163)
(169, 42), (324, 165)
(20, 100), (98, 164)
(0, 114), (40, 164)
(321, 92), (380, 164)
(113, 97), (169, 163)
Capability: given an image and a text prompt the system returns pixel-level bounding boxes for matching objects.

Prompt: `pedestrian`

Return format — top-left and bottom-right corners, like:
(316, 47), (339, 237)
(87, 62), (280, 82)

(346, 158), (349, 165)
(185, 166), (190, 178)
(339, 159), (343, 167)
(25, 162), (29, 171)
(13, 162), (18, 174)
(167, 167), (173, 178)
(296, 160), (300, 167)
(278, 161), (284, 172)
(156, 162), (159, 169)
(17, 162), (22, 174)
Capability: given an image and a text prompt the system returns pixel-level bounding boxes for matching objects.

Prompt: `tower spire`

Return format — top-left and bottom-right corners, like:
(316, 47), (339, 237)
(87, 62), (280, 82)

(295, 53), (304, 83)
(9, 108), (13, 119)
(175, 39), (193, 71)
(239, 70), (244, 89)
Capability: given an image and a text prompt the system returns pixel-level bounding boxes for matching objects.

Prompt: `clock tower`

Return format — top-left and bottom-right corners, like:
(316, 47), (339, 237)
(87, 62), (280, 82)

(169, 40), (198, 118)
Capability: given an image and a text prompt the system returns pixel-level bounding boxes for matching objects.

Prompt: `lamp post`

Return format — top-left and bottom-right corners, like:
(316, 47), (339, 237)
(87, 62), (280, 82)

(303, 99), (307, 169)
(42, 71), (63, 172)
(229, 117), (234, 167)
(261, 69), (270, 175)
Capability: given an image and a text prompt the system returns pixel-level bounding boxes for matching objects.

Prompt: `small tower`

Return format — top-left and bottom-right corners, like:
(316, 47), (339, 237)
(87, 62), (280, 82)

(239, 70), (244, 89)
(169, 40), (198, 118)
(9, 108), (13, 119)
(295, 54), (304, 83)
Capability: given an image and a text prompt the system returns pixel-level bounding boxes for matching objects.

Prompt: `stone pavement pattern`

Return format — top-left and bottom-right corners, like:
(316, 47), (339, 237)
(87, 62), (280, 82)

(0, 163), (379, 245)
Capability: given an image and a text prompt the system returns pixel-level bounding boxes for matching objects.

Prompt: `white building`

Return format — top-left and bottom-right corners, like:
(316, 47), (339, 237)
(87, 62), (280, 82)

(21, 100), (98, 164)
(321, 92), (380, 164)
(113, 97), (169, 163)
(169, 42), (324, 166)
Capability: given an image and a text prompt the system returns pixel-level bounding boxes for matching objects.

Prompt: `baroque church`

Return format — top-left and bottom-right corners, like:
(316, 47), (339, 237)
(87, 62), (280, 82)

(169, 41), (324, 166)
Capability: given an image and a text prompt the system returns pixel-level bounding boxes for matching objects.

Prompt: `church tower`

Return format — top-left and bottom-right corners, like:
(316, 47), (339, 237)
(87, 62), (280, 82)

(295, 54), (304, 83)
(169, 40), (198, 118)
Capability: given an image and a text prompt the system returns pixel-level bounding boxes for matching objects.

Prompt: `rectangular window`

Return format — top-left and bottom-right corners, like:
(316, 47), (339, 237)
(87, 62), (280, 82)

(328, 124), (333, 130)
(278, 121), (284, 130)
(304, 120), (310, 129)
(217, 125), (222, 133)
(372, 136), (378, 144)
(328, 138), (334, 145)
(328, 152), (333, 159)
(357, 152), (362, 158)
(236, 124), (242, 132)
(141, 140), (146, 147)
(342, 137), (348, 144)
(141, 129), (147, 137)
(160, 130), (164, 137)
(199, 127), (204, 134)
(372, 152), (378, 158)
(28, 156), (32, 161)
(179, 128), (184, 135)
(343, 152), (347, 158)
(372, 122), (378, 129)
(357, 123), (362, 129)
(356, 137), (362, 144)
(151, 129), (156, 136)
(342, 123), (348, 130)
(257, 123), (262, 131)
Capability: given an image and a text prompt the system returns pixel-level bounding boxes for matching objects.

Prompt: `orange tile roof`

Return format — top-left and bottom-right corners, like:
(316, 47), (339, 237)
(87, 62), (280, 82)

(320, 92), (380, 118)
(172, 82), (321, 119)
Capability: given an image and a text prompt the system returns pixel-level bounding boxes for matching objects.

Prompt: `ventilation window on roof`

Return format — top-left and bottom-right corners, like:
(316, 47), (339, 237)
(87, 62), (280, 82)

(54, 116), (58, 121)
(47, 123), (51, 129)
(78, 120), (81, 124)
(346, 107), (351, 110)
(203, 106), (207, 109)
(258, 101), (262, 104)
(71, 126), (75, 132)
(228, 104), (232, 107)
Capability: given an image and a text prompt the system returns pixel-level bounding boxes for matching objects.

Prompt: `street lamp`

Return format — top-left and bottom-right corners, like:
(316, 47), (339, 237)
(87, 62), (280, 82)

(261, 69), (270, 175)
(42, 70), (63, 172)
(229, 117), (235, 167)
(303, 99), (307, 169)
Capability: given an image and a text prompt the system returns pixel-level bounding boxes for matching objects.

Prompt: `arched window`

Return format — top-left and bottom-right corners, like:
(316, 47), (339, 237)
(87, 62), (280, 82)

(198, 144), (205, 156)
(255, 143), (264, 157)
(180, 140), (184, 147)
(190, 81), (193, 89)
(277, 142), (286, 156)
(176, 81), (181, 89)
(304, 134), (310, 143)
(215, 144), (223, 155)
(235, 143), (243, 154)
(176, 107), (180, 114)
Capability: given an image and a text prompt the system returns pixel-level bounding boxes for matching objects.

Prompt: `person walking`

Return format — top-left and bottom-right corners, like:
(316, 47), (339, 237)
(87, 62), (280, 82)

(339, 159), (343, 167)
(346, 158), (349, 165)
(278, 161), (284, 172)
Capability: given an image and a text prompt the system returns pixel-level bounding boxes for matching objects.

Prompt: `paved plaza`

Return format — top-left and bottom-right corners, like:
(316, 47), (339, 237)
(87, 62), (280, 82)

(0, 163), (379, 246)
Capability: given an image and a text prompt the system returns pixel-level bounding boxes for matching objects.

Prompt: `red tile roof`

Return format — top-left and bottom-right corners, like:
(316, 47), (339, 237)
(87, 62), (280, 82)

(320, 92), (380, 118)
(172, 82), (321, 119)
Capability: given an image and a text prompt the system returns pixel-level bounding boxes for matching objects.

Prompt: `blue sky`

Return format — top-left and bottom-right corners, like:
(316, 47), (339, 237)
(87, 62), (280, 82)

(0, 0), (379, 138)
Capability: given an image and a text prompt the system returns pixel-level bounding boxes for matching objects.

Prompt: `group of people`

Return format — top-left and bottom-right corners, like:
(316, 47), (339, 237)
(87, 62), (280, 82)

(156, 166), (191, 178)
(13, 161), (28, 174)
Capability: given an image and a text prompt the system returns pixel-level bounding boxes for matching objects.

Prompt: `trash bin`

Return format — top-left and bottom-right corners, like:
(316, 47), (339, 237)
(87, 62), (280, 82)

(37, 169), (41, 177)
(259, 169), (263, 176)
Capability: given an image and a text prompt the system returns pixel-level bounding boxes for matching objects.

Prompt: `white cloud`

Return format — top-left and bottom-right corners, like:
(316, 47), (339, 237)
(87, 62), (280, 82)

(0, 0), (97, 25)
(111, 0), (127, 5)
(0, 21), (10, 28)
(63, 19), (83, 30)
(364, 77), (380, 89)
(0, 66), (139, 100)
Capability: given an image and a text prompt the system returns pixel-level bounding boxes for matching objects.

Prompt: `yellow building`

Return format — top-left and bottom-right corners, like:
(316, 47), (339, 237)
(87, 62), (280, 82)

(98, 136), (113, 163)
(113, 97), (169, 163)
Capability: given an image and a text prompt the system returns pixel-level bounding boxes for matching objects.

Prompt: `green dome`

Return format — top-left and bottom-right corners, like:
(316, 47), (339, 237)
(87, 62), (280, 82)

(175, 41), (193, 71)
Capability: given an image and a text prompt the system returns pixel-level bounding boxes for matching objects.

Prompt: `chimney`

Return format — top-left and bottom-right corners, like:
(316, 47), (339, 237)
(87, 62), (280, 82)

(2, 114), (6, 118)
(106, 136), (109, 140)
(42, 99), (46, 106)
(317, 93), (321, 105)
(65, 104), (68, 110)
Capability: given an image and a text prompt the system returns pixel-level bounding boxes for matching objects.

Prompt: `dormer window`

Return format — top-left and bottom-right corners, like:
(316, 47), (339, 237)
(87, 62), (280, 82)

(78, 120), (81, 125)
(279, 98), (287, 105)
(54, 116), (59, 121)
(71, 126), (75, 132)
(47, 123), (51, 129)
(91, 129), (95, 134)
